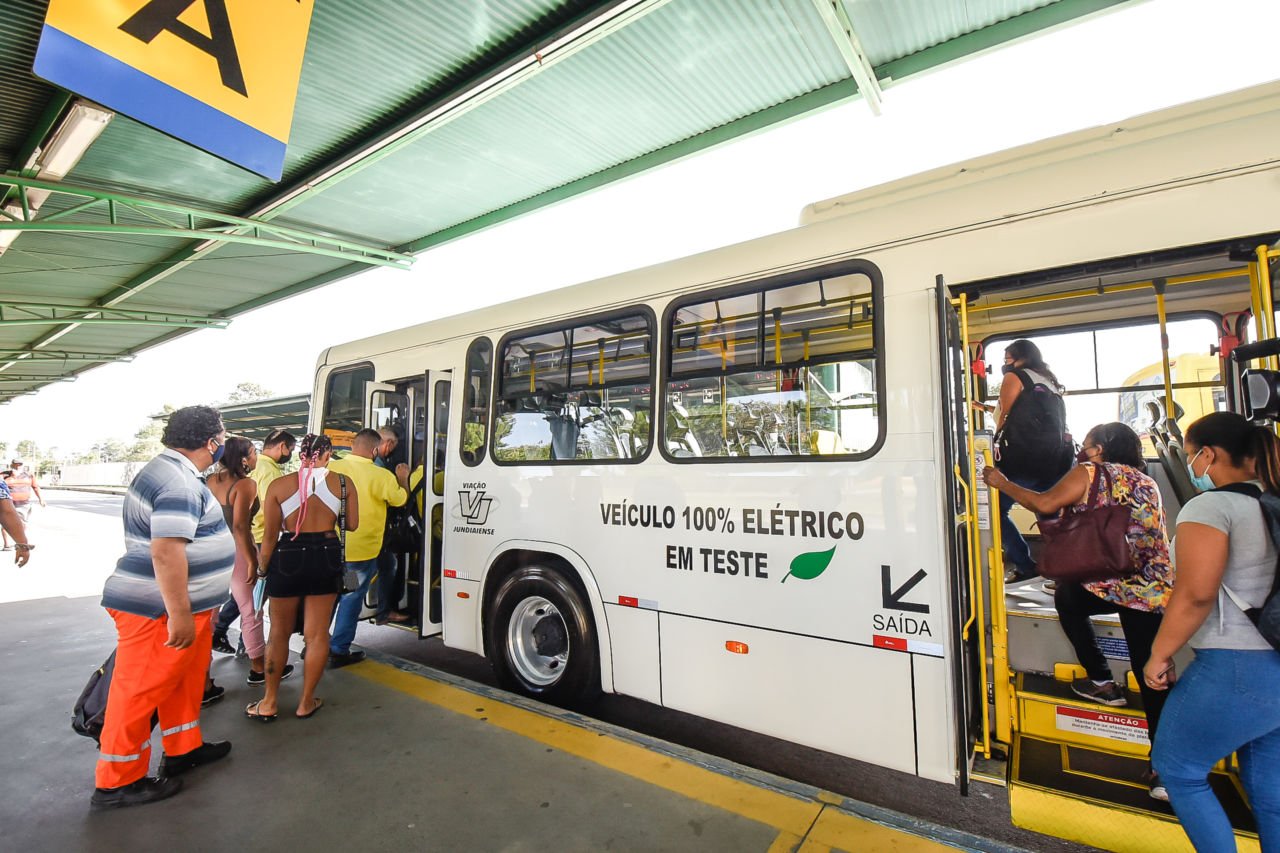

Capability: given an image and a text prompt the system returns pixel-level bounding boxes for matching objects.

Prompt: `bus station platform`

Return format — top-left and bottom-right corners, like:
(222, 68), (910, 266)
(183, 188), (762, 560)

(2, 592), (1031, 853)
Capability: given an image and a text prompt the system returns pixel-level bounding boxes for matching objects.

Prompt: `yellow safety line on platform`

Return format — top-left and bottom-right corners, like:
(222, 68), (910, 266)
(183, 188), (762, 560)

(352, 660), (954, 852)
(804, 808), (957, 852)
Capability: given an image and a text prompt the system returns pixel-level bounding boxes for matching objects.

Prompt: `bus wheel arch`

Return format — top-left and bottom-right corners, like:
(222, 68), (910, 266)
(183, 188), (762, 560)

(482, 549), (604, 707)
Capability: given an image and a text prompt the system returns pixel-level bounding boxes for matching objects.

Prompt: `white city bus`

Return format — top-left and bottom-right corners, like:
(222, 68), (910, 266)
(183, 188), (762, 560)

(313, 82), (1280, 849)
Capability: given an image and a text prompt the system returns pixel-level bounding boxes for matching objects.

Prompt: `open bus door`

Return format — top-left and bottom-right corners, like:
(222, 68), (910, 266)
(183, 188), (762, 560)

(359, 382), (408, 618)
(936, 277), (983, 794)
(416, 371), (451, 637)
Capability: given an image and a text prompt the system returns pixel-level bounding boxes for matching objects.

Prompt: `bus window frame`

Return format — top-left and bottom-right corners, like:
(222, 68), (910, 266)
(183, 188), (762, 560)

(490, 305), (658, 467)
(658, 258), (887, 465)
(978, 310), (1225, 431)
(319, 361), (375, 440)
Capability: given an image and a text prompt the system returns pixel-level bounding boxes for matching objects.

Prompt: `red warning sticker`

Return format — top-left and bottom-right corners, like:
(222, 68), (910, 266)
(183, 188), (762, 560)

(1055, 705), (1148, 745)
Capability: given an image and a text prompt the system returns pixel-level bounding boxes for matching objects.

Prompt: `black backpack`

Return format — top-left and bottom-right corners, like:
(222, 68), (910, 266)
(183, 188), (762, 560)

(71, 650), (158, 744)
(72, 651), (117, 743)
(1214, 482), (1280, 653)
(995, 369), (1074, 483)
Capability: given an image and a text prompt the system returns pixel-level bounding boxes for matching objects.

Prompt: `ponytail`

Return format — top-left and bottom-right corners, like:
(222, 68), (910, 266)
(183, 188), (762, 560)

(1250, 426), (1280, 495)
(1186, 411), (1280, 494)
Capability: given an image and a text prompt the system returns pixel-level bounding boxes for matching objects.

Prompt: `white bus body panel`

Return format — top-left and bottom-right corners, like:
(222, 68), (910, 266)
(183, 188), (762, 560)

(311, 81), (1280, 786)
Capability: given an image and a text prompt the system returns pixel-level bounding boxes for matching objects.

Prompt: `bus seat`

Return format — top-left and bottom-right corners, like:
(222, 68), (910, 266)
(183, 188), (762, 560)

(1146, 400), (1198, 507)
(810, 429), (844, 455)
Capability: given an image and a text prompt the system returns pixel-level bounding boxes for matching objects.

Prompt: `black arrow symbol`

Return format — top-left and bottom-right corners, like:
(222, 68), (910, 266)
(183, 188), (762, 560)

(881, 565), (930, 613)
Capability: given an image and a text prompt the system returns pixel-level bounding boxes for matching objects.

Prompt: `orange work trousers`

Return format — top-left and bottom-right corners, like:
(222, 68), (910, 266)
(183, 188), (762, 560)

(95, 609), (213, 789)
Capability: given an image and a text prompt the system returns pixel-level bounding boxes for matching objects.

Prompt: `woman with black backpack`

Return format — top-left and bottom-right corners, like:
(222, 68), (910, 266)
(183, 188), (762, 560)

(1144, 412), (1280, 852)
(986, 339), (1075, 583)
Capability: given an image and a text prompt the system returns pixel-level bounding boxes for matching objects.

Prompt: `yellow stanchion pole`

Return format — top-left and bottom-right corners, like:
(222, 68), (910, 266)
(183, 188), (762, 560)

(958, 293), (992, 759)
(1153, 278), (1176, 428)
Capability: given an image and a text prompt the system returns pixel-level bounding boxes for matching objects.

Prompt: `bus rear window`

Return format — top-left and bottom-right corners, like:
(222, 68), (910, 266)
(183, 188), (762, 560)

(664, 267), (881, 461)
(494, 312), (653, 464)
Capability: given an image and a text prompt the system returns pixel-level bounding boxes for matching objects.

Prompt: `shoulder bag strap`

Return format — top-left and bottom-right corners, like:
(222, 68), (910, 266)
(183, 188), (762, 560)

(339, 475), (347, 554)
(1086, 461), (1110, 508)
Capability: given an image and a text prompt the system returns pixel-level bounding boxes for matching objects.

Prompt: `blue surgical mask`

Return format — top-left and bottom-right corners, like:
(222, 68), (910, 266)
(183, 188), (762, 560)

(1187, 448), (1215, 492)
(210, 440), (226, 466)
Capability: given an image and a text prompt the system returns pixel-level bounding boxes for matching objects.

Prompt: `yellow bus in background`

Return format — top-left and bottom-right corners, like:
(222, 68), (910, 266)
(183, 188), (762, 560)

(1119, 353), (1226, 443)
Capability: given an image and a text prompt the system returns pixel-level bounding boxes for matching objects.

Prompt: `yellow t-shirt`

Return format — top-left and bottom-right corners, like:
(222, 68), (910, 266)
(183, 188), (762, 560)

(249, 454), (282, 544)
(330, 454), (408, 561)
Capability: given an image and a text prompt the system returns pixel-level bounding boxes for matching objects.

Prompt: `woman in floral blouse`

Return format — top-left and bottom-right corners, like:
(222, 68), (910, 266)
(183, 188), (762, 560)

(984, 421), (1173, 800)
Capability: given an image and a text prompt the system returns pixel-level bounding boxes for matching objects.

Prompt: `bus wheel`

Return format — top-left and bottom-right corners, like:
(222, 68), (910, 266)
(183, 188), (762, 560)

(488, 565), (600, 707)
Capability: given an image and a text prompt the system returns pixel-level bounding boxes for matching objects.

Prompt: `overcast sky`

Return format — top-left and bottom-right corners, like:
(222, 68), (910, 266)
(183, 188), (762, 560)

(5, 0), (1280, 457)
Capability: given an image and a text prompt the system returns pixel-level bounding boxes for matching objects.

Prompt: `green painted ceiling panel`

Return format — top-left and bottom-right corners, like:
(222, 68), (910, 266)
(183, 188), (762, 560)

(846, 0), (1059, 66)
(276, 0), (851, 245)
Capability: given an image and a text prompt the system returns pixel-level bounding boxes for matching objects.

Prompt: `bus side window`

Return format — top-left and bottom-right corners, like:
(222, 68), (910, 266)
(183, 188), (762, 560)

(462, 337), (491, 466)
(664, 266), (882, 461)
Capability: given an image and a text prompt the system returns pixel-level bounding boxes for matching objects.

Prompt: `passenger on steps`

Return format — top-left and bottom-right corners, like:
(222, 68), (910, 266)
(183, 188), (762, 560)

(984, 422), (1173, 800)
(1146, 412), (1280, 852)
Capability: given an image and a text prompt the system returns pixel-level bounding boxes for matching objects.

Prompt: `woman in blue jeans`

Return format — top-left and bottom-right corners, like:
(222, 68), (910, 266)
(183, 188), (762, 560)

(1145, 412), (1280, 852)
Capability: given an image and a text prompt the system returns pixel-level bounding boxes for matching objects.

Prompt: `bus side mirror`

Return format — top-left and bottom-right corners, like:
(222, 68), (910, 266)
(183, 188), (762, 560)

(1243, 369), (1280, 423)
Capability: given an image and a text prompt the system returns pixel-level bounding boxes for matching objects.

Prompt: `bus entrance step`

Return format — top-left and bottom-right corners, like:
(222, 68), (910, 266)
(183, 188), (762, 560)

(1009, 734), (1259, 853)
(1015, 672), (1151, 757)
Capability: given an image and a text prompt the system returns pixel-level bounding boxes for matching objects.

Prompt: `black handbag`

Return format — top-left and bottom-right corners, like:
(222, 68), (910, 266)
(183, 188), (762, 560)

(1036, 463), (1133, 583)
(383, 477), (426, 554)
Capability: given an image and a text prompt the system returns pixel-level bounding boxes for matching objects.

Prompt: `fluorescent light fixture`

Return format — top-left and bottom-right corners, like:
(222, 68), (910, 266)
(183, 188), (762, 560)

(34, 101), (113, 179)
(0, 100), (113, 257)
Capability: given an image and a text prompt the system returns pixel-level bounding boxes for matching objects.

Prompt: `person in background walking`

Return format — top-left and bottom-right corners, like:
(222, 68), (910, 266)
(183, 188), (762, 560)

(2, 457), (43, 551)
(92, 405), (234, 810)
(0, 477), (33, 565)
(211, 430), (296, 656)
(206, 436), (292, 685)
(329, 428), (408, 666)
(250, 433), (359, 720)
(1145, 412), (1280, 852)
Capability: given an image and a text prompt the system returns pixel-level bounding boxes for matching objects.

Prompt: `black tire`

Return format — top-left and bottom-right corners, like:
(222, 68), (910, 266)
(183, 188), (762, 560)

(486, 565), (600, 708)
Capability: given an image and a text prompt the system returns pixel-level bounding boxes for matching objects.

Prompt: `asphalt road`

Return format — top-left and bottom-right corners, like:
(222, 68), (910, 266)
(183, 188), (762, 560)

(27, 489), (1093, 853)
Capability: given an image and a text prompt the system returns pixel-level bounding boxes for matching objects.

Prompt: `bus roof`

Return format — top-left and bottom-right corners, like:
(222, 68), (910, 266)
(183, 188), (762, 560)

(322, 79), (1280, 369)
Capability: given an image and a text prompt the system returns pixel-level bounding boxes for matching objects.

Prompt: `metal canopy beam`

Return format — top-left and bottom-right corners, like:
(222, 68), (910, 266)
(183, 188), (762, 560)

(0, 176), (414, 269)
(0, 374), (75, 381)
(0, 350), (133, 362)
(0, 300), (228, 329)
(810, 0), (882, 115)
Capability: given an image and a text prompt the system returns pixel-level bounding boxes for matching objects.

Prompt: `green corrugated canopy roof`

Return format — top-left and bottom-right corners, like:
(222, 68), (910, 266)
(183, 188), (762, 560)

(0, 0), (1134, 400)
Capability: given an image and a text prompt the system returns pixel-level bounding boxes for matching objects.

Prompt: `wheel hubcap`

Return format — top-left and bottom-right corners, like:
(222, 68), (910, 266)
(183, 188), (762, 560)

(507, 596), (569, 686)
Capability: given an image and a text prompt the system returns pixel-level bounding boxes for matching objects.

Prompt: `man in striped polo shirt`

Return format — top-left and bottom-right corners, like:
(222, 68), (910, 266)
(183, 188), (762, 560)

(92, 406), (236, 810)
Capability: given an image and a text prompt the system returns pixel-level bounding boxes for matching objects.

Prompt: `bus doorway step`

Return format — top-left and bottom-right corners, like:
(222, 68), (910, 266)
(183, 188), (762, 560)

(1009, 734), (1259, 853)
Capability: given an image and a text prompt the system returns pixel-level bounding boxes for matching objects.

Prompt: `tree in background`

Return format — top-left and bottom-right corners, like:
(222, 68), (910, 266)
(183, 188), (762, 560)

(225, 382), (273, 404)
(127, 405), (173, 461)
(15, 439), (39, 463)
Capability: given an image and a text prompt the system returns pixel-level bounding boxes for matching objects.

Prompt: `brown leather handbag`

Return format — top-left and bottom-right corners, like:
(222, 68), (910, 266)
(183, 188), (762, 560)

(1036, 463), (1133, 583)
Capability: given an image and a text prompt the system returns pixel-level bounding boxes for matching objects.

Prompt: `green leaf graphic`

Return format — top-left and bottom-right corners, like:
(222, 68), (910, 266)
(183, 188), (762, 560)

(783, 546), (836, 583)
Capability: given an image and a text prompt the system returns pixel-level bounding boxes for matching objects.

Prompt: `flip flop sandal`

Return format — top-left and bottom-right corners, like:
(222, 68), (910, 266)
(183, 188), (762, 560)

(245, 701), (278, 723)
(296, 698), (324, 720)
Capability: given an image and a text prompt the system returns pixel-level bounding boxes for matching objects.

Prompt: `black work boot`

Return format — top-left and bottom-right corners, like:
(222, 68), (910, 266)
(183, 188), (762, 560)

(158, 741), (232, 778)
(90, 776), (183, 810)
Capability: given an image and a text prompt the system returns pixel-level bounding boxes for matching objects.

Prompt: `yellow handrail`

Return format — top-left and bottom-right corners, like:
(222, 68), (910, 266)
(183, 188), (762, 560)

(983, 445), (1014, 745)
(957, 292), (993, 760)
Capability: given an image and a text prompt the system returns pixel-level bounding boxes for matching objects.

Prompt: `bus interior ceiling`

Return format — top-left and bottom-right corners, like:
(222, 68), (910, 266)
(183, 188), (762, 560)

(955, 236), (1270, 341)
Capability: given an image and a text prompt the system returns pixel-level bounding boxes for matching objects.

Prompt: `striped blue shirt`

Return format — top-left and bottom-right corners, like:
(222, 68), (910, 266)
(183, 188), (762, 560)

(0, 480), (9, 500)
(101, 449), (235, 618)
